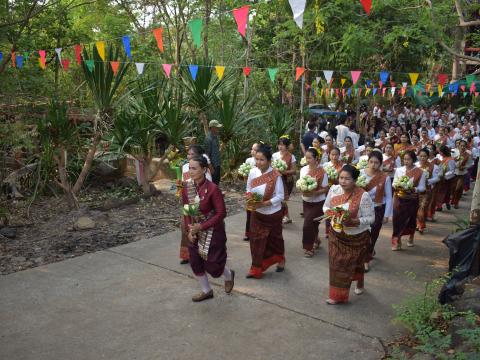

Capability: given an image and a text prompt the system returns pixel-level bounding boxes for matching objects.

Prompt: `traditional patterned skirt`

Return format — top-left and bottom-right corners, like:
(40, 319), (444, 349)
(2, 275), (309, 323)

(328, 230), (370, 302)
(416, 192), (431, 230)
(179, 221), (190, 261)
(451, 175), (465, 206)
(188, 225), (227, 278)
(281, 175), (294, 217)
(367, 204), (385, 262)
(435, 178), (454, 209)
(248, 210), (285, 278)
(245, 210), (252, 238)
(392, 194), (419, 245)
(302, 200), (324, 251)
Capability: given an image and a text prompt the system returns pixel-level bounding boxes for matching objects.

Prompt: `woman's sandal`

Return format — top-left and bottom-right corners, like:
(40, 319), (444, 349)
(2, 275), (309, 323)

(325, 298), (341, 305)
(304, 250), (314, 258)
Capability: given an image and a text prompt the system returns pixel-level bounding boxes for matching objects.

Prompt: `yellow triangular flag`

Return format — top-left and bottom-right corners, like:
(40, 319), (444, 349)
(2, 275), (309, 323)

(320, 89), (324, 96)
(341, 78), (346, 87)
(409, 73), (419, 86)
(96, 41), (106, 61)
(438, 85), (443, 97)
(215, 66), (225, 80)
(365, 88), (371, 96)
(429, 91), (434, 97)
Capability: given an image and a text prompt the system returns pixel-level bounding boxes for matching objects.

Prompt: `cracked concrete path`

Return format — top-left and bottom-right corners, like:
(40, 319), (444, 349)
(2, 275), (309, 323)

(0, 192), (469, 360)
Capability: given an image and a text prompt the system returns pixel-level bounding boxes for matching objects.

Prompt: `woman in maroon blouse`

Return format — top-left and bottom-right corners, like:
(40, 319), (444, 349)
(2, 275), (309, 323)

(182, 155), (235, 302)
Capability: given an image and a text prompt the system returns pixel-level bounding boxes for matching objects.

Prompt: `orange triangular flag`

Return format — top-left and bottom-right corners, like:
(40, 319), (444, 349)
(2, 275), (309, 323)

(110, 61), (119, 75)
(295, 67), (305, 81)
(152, 28), (164, 53)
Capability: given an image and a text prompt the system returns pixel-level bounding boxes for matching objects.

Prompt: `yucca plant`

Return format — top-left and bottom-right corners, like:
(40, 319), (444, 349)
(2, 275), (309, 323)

(265, 104), (296, 145)
(71, 45), (129, 196)
(211, 85), (264, 175)
(180, 58), (234, 135)
(37, 99), (80, 207)
(158, 96), (191, 148)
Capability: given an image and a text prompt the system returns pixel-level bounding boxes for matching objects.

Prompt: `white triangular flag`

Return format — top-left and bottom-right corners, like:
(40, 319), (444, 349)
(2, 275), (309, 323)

(135, 62), (145, 75)
(402, 82), (407, 88)
(391, 87), (396, 95)
(323, 70), (333, 84)
(330, 88), (334, 97)
(288, 0), (307, 29)
(55, 48), (62, 63)
(316, 77), (321, 86)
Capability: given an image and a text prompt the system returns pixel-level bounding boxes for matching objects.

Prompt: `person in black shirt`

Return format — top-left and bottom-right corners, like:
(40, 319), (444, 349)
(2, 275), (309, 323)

(301, 122), (319, 155)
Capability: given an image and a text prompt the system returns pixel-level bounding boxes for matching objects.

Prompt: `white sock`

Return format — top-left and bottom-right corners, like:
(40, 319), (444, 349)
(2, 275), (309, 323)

(197, 274), (211, 293)
(223, 266), (232, 281)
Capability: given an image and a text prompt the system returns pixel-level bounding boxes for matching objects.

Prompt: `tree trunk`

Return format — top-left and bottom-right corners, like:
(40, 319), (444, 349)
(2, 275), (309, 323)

(203, 0), (211, 60)
(470, 163), (480, 225)
(451, 26), (464, 81)
(140, 158), (152, 195)
(200, 112), (209, 136)
(71, 132), (101, 195)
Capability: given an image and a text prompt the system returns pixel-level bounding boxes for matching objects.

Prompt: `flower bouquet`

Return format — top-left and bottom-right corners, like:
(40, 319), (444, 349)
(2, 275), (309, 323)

(326, 206), (350, 232)
(422, 169), (430, 181)
(356, 159), (368, 170)
(296, 175), (317, 193)
(272, 159), (288, 171)
(356, 174), (369, 188)
(324, 165), (338, 185)
(393, 175), (414, 197)
(341, 155), (350, 163)
(183, 195), (200, 216)
(238, 162), (253, 178)
(245, 191), (263, 211)
(300, 157), (307, 166)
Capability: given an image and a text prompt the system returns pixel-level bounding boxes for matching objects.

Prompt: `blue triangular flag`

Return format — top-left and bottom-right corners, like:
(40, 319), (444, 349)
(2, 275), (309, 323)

(16, 55), (23, 68)
(373, 88), (378, 96)
(380, 71), (389, 84)
(347, 88), (352, 97)
(0, 51), (2, 62)
(189, 65), (199, 80)
(453, 82), (459, 95)
(122, 35), (132, 59)
(366, 79), (371, 87)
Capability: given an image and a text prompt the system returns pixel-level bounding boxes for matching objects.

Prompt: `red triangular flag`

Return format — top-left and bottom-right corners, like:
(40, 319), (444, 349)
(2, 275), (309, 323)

(243, 67), (251, 76)
(438, 73), (448, 86)
(476, 92), (479, 97)
(342, 88), (346, 97)
(470, 81), (476, 94)
(360, 0), (372, 15)
(461, 85), (466, 92)
(378, 81), (383, 88)
(162, 64), (172, 78)
(61, 59), (70, 71)
(335, 88), (339, 97)
(74, 44), (82, 65)
(295, 67), (305, 81)
(11, 51), (15, 67)
(232, 6), (249, 38)
(152, 28), (164, 53)
(110, 61), (119, 75)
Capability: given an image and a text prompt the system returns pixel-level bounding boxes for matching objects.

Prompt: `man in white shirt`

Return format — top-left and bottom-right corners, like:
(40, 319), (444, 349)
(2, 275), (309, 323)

(335, 118), (350, 147)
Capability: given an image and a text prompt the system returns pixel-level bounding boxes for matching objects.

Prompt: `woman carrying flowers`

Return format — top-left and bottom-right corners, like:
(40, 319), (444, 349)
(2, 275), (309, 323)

(434, 146), (456, 212)
(416, 148), (440, 233)
(451, 140), (473, 209)
(323, 165), (375, 304)
(359, 151), (392, 271)
(340, 136), (359, 165)
(246, 144), (286, 279)
(179, 145), (212, 264)
(182, 155), (234, 302)
(391, 151), (427, 250)
(273, 135), (296, 224)
(298, 148), (328, 257)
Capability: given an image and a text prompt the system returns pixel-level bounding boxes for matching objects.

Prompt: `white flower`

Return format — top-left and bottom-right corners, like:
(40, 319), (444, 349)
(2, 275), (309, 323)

(356, 174), (369, 188)
(238, 162), (253, 177)
(194, 195), (200, 204)
(300, 157), (307, 166)
(272, 159), (288, 171)
(324, 165), (338, 180)
(296, 175), (317, 192)
(356, 159), (368, 170)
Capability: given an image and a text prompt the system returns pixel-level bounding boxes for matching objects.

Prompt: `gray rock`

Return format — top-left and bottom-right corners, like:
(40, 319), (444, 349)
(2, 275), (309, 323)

(12, 256), (26, 263)
(73, 217), (96, 231)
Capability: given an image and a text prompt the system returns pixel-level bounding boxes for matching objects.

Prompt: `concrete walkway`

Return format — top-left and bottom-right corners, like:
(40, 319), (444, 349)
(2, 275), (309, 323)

(0, 192), (470, 360)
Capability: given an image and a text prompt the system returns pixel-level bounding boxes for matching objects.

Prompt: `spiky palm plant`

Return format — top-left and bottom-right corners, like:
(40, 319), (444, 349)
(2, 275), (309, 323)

(266, 104), (295, 145)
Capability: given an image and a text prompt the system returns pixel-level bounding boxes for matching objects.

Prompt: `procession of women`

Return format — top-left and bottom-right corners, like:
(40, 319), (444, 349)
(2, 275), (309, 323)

(177, 104), (477, 305)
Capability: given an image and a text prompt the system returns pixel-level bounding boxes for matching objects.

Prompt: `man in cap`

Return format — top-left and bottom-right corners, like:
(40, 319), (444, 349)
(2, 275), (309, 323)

(205, 120), (223, 185)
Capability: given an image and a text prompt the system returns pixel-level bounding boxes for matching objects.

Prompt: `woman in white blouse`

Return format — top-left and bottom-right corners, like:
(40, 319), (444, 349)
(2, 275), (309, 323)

(415, 148), (440, 233)
(300, 148), (329, 257)
(246, 144), (285, 279)
(340, 136), (359, 165)
(323, 165), (375, 305)
(360, 150), (392, 272)
(391, 150), (427, 250)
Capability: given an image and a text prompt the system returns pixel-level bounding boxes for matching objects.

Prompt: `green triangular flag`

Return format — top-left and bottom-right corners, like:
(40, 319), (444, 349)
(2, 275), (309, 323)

(466, 75), (477, 87)
(354, 87), (359, 96)
(464, 92), (468, 98)
(23, 51), (29, 62)
(268, 68), (278, 83)
(85, 59), (94, 72)
(188, 19), (203, 48)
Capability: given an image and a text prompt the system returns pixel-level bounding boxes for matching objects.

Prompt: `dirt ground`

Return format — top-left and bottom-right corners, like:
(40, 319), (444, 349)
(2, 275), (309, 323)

(0, 179), (246, 275)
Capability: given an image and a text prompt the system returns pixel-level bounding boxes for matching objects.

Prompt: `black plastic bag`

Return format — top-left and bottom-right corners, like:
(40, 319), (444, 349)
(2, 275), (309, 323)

(438, 224), (480, 304)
